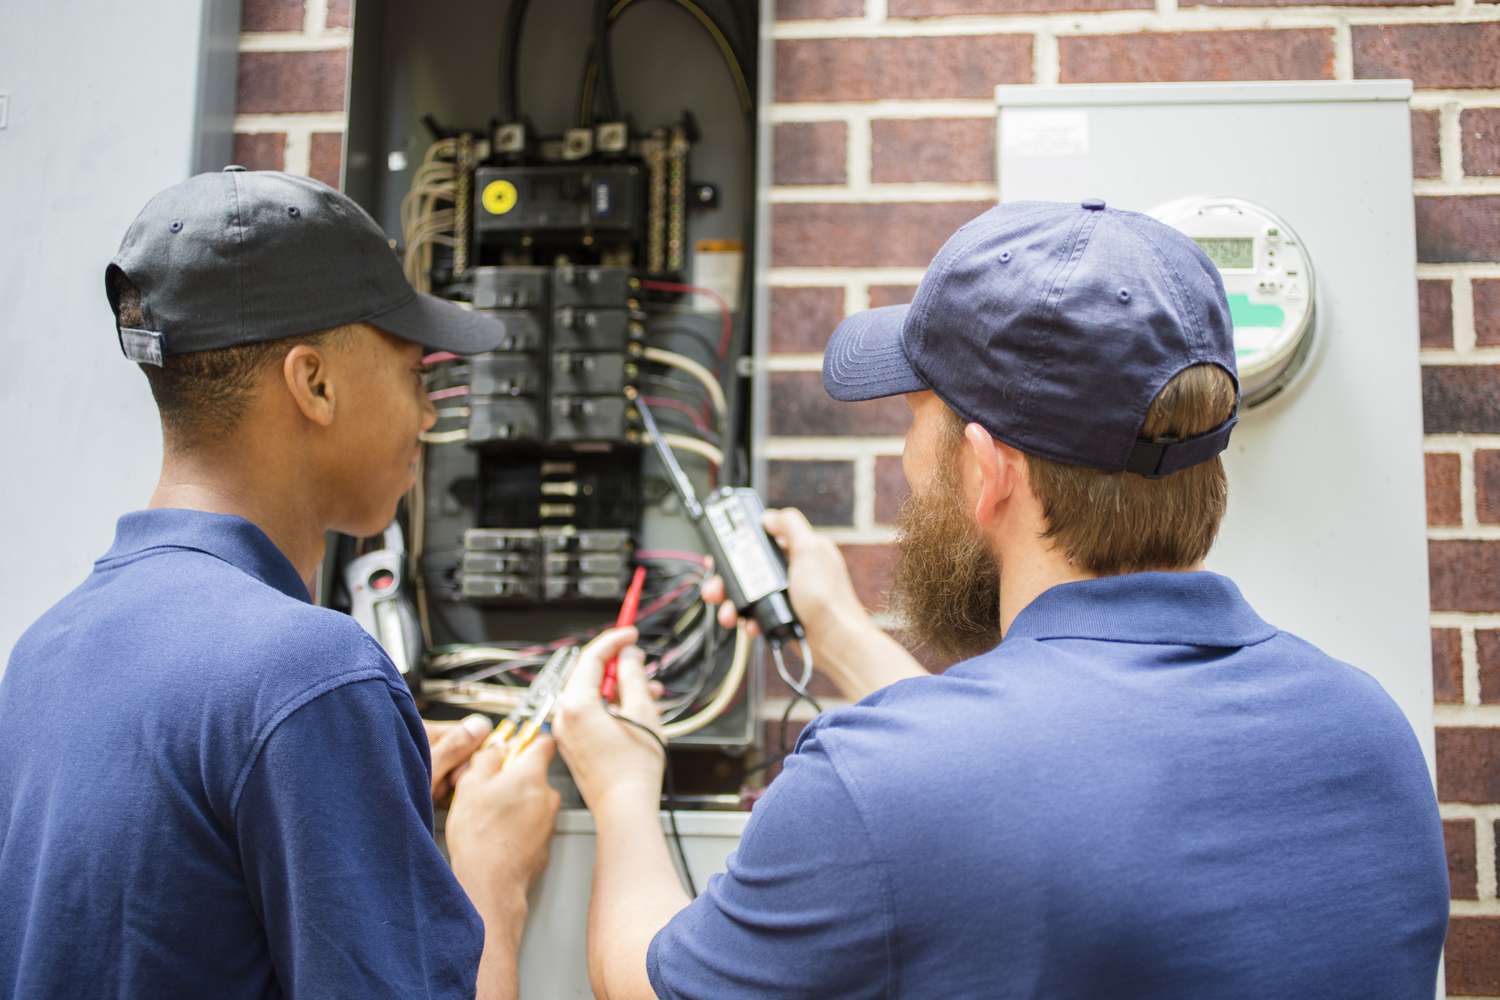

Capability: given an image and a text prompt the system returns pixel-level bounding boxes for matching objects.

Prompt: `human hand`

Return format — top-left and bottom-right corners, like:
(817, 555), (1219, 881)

(426, 714), (494, 806)
(552, 627), (665, 816)
(701, 507), (866, 640)
(446, 734), (562, 910)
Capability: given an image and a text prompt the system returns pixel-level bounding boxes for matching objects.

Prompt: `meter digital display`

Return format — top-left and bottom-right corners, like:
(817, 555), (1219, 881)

(1193, 237), (1254, 271)
(1150, 197), (1317, 408)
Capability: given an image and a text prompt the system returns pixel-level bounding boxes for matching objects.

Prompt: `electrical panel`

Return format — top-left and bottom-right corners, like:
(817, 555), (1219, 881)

(337, 0), (764, 779)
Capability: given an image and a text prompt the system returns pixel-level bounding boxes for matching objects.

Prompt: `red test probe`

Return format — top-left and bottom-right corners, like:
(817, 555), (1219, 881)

(600, 566), (648, 703)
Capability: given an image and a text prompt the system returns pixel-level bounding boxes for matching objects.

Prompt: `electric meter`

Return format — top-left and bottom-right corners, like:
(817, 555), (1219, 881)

(1150, 197), (1316, 407)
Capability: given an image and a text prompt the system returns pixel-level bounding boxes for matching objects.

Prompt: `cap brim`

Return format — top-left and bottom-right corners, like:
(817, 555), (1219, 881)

(821, 304), (927, 402)
(367, 292), (507, 355)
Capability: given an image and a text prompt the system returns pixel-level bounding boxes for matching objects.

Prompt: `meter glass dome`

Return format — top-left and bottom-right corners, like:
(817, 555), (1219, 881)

(1150, 197), (1317, 408)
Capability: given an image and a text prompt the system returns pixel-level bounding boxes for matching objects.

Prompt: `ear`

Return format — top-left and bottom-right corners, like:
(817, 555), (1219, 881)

(282, 343), (337, 427)
(963, 422), (1017, 528)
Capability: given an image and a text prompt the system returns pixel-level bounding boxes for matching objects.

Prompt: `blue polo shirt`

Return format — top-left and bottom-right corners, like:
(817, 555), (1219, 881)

(649, 572), (1448, 999)
(0, 509), (483, 999)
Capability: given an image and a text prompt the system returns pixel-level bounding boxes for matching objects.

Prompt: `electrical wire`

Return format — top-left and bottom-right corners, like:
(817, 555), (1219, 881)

(580, 0), (752, 122)
(604, 705), (697, 897)
(640, 279), (733, 359)
(660, 623), (749, 738)
(642, 348), (727, 416)
(642, 395), (712, 434)
(652, 433), (723, 469)
(770, 639), (822, 757)
(420, 429), (471, 445)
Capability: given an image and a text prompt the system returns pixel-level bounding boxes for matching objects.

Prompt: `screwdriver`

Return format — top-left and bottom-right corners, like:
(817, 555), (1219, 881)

(600, 565), (648, 703)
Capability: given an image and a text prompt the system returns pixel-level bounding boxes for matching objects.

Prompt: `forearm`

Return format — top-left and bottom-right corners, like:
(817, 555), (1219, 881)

(588, 789), (692, 1000)
(461, 881), (529, 1000)
(811, 611), (928, 701)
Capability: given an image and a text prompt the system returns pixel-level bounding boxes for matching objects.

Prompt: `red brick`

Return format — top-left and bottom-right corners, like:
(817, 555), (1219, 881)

(1477, 450), (1500, 524)
(871, 118), (995, 184)
(1423, 366), (1500, 434)
(1417, 196), (1500, 262)
(775, 36), (1032, 102)
(1425, 452), (1461, 527)
(1430, 540), (1500, 612)
(772, 201), (990, 268)
(770, 287), (844, 353)
(326, 0), (352, 29)
(241, 0), (303, 32)
(766, 460), (855, 526)
(1437, 727), (1500, 802)
(1463, 108), (1500, 177)
(777, 0), (864, 17)
(869, 284), (919, 309)
(1477, 279), (1500, 347)
(231, 132), (286, 172)
(237, 50), (349, 115)
(1476, 629), (1500, 703)
(1432, 628), (1464, 704)
(875, 454), (911, 524)
(1411, 109), (1442, 180)
(1059, 30), (1334, 85)
(308, 132), (343, 189)
(891, 0), (1149, 13)
(842, 543), (896, 612)
(1428, 539), (1500, 611)
(1418, 279), (1452, 349)
(1445, 819), (1478, 900)
(1354, 23), (1500, 90)
(1447, 917), (1500, 994)
(769, 371), (911, 436)
(1193, 0), (1438, 5)
(773, 122), (847, 186)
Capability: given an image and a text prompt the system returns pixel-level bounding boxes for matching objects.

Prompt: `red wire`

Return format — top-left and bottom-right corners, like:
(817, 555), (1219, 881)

(428, 385), (470, 401)
(639, 279), (733, 360)
(642, 395), (711, 434)
(423, 351), (463, 365)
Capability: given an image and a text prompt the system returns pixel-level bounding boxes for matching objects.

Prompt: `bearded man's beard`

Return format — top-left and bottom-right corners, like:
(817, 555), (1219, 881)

(889, 457), (1002, 664)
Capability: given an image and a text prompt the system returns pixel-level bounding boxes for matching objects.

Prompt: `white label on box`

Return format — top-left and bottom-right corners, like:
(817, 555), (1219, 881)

(1002, 110), (1089, 158)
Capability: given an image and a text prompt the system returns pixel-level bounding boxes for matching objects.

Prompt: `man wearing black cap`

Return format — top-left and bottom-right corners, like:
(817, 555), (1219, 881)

(552, 201), (1449, 998)
(0, 169), (562, 999)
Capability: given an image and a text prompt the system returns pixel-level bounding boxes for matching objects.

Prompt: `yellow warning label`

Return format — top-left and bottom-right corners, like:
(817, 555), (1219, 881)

(481, 179), (518, 216)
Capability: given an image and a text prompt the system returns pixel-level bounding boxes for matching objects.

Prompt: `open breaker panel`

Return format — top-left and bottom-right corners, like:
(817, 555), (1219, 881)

(328, 0), (768, 804)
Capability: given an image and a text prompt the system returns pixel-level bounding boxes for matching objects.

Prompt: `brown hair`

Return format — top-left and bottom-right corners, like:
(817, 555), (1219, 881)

(951, 364), (1235, 575)
(110, 274), (343, 450)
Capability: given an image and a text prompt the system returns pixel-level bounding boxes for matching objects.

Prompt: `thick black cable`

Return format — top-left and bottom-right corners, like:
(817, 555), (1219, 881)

(604, 705), (697, 897)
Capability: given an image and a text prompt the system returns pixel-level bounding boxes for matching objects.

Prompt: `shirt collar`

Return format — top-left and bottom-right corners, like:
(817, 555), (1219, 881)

(98, 508), (312, 603)
(1004, 571), (1276, 648)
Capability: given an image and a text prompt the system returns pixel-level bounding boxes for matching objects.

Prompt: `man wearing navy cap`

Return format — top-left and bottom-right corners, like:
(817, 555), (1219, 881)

(0, 169), (564, 999)
(553, 200), (1449, 998)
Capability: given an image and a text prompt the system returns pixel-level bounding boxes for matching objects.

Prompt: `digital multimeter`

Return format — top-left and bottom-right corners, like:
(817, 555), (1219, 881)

(1150, 197), (1317, 407)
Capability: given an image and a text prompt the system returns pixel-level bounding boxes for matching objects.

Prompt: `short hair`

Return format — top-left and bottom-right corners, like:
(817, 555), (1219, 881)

(946, 364), (1236, 575)
(110, 273), (343, 449)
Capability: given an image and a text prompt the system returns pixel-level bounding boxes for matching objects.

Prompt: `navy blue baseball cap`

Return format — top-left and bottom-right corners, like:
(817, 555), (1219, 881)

(106, 167), (506, 366)
(822, 199), (1239, 477)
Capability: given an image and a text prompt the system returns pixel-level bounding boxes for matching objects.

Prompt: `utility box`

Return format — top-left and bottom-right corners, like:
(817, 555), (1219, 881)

(996, 81), (1434, 766)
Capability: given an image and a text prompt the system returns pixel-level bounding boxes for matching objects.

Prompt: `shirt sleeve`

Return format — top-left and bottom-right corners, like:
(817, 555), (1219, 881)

(647, 721), (894, 1000)
(233, 675), (485, 1000)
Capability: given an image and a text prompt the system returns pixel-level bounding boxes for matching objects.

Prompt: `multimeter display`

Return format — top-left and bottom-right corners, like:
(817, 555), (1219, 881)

(1194, 237), (1254, 270)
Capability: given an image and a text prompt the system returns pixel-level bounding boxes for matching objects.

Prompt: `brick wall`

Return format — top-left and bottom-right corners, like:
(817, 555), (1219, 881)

(234, 0), (1500, 992)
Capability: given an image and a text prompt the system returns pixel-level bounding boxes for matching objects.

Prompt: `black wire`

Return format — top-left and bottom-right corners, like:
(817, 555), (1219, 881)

(603, 705), (697, 897)
(500, 0), (531, 122)
(595, 0), (622, 121)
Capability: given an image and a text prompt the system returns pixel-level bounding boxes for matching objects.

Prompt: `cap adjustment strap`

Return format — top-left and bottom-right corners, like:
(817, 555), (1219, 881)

(1125, 414), (1238, 479)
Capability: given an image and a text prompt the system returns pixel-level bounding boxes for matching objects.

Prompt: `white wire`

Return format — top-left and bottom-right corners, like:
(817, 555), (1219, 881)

(642, 347), (727, 417)
(660, 623), (750, 739)
(654, 433), (723, 469)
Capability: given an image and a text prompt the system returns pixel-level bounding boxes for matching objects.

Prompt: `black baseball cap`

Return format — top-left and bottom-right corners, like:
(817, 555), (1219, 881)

(106, 167), (505, 365)
(822, 199), (1240, 478)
